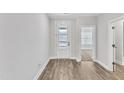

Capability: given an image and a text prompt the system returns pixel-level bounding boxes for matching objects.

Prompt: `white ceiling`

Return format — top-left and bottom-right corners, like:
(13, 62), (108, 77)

(47, 13), (100, 19)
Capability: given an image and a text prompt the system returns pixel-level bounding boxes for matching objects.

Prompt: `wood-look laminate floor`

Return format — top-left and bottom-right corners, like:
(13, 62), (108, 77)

(38, 59), (124, 80)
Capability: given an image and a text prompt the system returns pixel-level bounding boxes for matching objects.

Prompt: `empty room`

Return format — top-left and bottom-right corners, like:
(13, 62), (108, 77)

(0, 13), (124, 80)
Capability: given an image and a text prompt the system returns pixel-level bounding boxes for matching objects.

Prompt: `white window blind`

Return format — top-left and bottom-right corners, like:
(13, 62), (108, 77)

(81, 26), (94, 49)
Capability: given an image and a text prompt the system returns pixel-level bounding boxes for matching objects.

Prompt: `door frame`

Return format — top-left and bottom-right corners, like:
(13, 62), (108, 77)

(79, 25), (97, 61)
(55, 20), (72, 58)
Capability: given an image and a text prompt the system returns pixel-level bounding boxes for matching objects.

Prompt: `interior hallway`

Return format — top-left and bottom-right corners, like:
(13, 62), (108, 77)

(1, 13), (124, 80)
(38, 59), (124, 80)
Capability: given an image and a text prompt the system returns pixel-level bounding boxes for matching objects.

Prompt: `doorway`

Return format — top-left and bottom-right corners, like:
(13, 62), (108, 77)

(80, 25), (96, 61)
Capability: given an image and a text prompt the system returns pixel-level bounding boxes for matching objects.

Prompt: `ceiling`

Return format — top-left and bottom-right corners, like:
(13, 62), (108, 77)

(47, 13), (100, 19)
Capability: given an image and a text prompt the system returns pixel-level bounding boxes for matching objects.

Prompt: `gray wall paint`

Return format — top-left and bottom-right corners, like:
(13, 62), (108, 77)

(97, 13), (124, 69)
(0, 14), (49, 79)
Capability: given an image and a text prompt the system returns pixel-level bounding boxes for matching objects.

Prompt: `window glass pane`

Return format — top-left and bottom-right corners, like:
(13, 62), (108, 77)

(58, 27), (67, 35)
(81, 27), (93, 49)
(58, 26), (68, 48)
(59, 41), (68, 47)
(58, 35), (67, 41)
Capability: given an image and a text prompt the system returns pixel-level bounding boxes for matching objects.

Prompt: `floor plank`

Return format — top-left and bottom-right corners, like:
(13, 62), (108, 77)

(38, 59), (124, 80)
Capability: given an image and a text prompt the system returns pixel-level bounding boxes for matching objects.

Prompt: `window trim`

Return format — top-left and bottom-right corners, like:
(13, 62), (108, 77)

(79, 25), (96, 60)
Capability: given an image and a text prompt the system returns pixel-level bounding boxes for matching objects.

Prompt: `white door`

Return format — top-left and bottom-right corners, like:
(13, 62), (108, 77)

(112, 20), (124, 64)
(56, 21), (71, 58)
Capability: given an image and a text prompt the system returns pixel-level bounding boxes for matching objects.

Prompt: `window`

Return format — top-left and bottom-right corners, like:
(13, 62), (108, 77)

(81, 27), (93, 49)
(58, 26), (68, 48)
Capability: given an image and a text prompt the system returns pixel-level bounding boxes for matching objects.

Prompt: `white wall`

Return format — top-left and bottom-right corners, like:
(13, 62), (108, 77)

(0, 13), (49, 79)
(49, 16), (97, 61)
(97, 13), (124, 70)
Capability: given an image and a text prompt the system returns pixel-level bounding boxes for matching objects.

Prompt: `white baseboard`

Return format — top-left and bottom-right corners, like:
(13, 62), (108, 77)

(76, 58), (81, 62)
(33, 59), (50, 80)
(94, 59), (113, 71)
(49, 56), (81, 62)
(69, 57), (81, 62)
